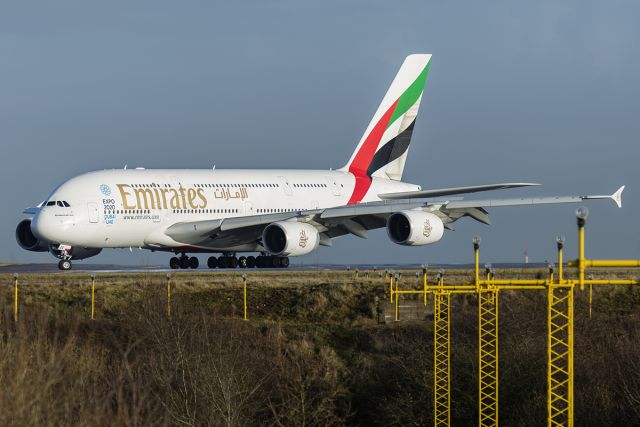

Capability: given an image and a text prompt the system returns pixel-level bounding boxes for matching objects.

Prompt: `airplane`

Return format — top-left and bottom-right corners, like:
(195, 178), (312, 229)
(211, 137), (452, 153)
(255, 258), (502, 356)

(16, 54), (625, 270)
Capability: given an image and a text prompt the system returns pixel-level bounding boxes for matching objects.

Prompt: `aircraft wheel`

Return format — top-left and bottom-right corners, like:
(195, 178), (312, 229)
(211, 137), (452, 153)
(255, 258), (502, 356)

(246, 256), (256, 268)
(58, 259), (72, 271)
(169, 257), (180, 269)
(271, 257), (281, 268)
(189, 257), (199, 269)
(238, 256), (247, 268)
(280, 257), (290, 268)
(216, 256), (225, 268)
(229, 256), (238, 269)
(256, 256), (265, 268)
(179, 256), (190, 269)
(207, 256), (218, 269)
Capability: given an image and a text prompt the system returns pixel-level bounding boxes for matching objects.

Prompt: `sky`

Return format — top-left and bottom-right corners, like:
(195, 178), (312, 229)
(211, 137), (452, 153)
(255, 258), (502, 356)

(1, 0), (638, 266)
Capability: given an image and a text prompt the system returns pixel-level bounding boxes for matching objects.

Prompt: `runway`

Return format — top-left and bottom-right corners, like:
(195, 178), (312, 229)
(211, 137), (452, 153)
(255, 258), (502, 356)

(0, 262), (548, 274)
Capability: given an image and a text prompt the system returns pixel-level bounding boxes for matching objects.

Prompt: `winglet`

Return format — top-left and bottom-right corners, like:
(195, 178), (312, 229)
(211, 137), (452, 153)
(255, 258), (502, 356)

(611, 185), (624, 208)
(582, 185), (625, 208)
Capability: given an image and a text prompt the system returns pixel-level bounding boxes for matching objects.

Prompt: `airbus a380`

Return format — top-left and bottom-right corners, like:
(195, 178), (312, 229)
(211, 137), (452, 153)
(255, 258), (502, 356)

(17, 54), (624, 270)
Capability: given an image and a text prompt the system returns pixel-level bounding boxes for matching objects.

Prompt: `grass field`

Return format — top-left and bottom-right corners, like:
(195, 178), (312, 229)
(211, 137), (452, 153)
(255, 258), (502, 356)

(0, 268), (639, 426)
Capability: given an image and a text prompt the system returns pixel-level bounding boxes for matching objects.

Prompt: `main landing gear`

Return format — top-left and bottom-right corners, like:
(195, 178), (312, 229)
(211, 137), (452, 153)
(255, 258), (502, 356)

(168, 253), (290, 269)
(169, 254), (199, 270)
(209, 254), (289, 269)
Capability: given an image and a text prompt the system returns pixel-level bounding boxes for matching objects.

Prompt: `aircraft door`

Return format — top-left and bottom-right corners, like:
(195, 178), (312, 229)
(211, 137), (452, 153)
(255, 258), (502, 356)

(325, 176), (341, 196)
(277, 176), (293, 196)
(88, 203), (99, 223)
(244, 201), (254, 215)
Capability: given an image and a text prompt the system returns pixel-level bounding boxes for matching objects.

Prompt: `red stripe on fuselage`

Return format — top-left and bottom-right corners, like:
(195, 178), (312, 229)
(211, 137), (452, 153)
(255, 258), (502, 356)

(347, 100), (398, 204)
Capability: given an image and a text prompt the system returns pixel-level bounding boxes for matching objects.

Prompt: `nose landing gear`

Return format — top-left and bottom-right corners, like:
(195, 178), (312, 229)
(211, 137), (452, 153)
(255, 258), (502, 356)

(58, 259), (72, 270)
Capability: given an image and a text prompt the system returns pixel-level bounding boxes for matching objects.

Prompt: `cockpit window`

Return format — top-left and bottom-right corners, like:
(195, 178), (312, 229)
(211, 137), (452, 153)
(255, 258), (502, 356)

(46, 201), (56, 206)
(62, 201), (70, 207)
(57, 201), (64, 207)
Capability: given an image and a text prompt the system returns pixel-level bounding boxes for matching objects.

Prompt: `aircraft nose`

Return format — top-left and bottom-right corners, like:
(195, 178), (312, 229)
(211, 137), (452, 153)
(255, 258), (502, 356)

(31, 211), (52, 242)
(31, 210), (67, 243)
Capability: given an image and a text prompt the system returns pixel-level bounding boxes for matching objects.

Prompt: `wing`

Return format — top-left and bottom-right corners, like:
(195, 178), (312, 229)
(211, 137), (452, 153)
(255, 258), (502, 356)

(162, 186), (624, 249)
(378, 182), (539, 200)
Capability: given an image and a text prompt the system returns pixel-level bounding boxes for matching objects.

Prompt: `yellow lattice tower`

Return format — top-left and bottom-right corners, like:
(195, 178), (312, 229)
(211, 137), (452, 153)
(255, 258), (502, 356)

(473, 237), (500, 426)
(547, 282), (574, 427)
(433, 273), (451, 427)
(478, 288), (499, 427)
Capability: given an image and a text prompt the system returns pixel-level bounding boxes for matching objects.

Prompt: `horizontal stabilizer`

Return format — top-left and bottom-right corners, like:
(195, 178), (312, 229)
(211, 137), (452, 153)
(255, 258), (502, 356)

(378, 183), (539, 200)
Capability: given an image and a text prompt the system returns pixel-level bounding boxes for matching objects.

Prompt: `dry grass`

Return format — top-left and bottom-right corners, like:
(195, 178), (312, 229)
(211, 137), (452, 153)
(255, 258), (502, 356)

(0, 268), (638, 425)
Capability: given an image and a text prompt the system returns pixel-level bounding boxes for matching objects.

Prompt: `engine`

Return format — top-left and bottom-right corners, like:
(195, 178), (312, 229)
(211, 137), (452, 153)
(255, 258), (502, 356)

(262, 221), (320, 256)
(15, 219), (48, 252)
(386, 211), (445, 246)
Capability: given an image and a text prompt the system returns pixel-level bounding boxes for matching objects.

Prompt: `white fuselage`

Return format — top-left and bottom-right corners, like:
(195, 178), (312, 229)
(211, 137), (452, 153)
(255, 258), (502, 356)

(32, 169), (420, 254)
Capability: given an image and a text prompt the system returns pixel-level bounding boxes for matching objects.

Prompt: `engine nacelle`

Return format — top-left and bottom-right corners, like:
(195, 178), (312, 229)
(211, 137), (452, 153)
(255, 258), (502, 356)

(15, 219), (49, 252)
(262, 221), (320, 256)
(387, 211), (445, 246)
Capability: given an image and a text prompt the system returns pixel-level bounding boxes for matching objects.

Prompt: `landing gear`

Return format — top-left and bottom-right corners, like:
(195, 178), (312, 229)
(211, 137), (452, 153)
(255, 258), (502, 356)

(189, 257), (199, 269)
(255, 255), (289, 269)
(170, 254), (199, 269)
(58, 259), (72, 271)
(246, 256), (256, 268)
(215, 255), (239, 269)
(207, 256), (218, 268)
(179, 256), (190, 269)
(190, 254), (289, 269)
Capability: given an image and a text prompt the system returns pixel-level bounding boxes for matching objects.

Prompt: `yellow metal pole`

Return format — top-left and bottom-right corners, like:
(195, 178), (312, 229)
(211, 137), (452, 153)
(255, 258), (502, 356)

(558, 244), (563, 283)
(423, 266), (428, 306)
(474, 247), (480, 287)
(389, 274), (394, 303)
(589, 285), (593, 319)
(91, 273), (95, 320)
(166, 272), (171, 318)
(394, 274), (399, 322)
(13, 273), (18, 322)
(243, 273), (248, 321)
(578, 221), (585, 291)
(578, 259), (640, 268)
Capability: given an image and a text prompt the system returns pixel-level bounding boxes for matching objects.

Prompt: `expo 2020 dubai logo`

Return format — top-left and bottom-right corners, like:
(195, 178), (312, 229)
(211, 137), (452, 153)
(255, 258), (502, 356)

(100, 184), (112, 196)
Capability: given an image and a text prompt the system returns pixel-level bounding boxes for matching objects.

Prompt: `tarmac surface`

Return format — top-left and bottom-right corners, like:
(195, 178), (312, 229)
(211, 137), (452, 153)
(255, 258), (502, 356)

(0, 262), (548, 274)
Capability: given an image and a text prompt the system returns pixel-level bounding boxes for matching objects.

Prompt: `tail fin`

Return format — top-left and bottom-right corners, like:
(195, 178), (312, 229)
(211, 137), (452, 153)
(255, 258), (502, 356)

(342, 54), (431, 181)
